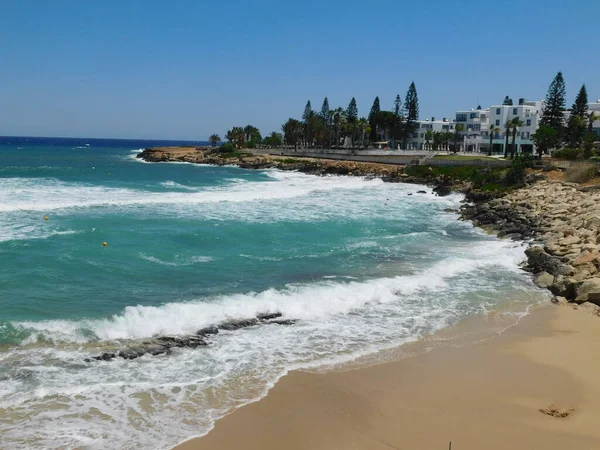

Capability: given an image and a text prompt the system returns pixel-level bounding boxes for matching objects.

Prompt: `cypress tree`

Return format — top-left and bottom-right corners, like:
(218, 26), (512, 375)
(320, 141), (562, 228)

(571, 84), (588, 118)
(502, 96), (513, 106)
(403, 82), (419, 147)
(565, 84), (588, 147)
(540, 72), (566, 135)
(394, 94), (403, 117)
(302, 101), (313, 122)
(346, 97), (358, 123)
(368, 96), (381, 142)
(320, 97), (330, 123)
(404, 82), (419, 122)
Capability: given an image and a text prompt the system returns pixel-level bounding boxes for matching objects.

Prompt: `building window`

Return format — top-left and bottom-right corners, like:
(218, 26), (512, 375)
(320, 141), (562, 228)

(473, 124), (480, 131)
(481, 114), (486, 120)
(495, 119), (500, 126)
(456, 113), (467, 122)
(513, 108), (517, 115)
(470, 112), (476, 119)
(526, 119), (531, 126)
(420, 133), (424, 138)
(496, 108), (501, 114)
(442, 125), (449, 130)
(450, 125), (454, 129)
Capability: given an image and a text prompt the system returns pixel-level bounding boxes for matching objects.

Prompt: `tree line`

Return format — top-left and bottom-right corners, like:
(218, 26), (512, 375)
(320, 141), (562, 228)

(212, 82), (420, 151)
(533, 71), (599, 158)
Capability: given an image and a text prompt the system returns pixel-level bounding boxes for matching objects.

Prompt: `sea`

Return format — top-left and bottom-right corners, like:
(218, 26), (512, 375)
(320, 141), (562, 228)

(0, 136), (548, 449)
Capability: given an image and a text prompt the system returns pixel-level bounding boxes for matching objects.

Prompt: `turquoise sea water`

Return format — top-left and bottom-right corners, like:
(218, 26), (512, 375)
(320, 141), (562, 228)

(0, 137), (546, 449)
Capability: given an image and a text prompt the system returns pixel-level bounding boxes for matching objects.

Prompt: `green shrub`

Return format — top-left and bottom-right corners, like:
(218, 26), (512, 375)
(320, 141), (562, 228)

(553, 147), (582, 160)
(219, 143), (235, 153)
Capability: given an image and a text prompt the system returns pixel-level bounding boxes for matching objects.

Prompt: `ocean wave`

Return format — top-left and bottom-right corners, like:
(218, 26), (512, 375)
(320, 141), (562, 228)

(138, 253), (214, 266)
(0, 172), (385, 213)
(11, 240), (527, 344)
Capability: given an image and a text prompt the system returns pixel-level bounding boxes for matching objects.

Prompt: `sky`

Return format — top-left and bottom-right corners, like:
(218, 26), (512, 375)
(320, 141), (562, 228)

(1, 0), (599, 140)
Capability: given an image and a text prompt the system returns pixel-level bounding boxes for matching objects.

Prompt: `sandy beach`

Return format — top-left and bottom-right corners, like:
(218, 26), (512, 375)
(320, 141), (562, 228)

(174, 304), (600, 450)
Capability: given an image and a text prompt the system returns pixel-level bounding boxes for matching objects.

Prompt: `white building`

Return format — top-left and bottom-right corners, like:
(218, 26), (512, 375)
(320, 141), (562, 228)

(587, 100), (600, 138)
(409, 117), (456, 150)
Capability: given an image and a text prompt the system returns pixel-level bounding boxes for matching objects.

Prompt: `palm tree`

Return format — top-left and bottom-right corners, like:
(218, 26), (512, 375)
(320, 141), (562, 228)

(332, 108), (346, 148)
(424, 130), (433, 150)
(209, 134), (221, 148)
(358, 117), (368, 148)
(453, 124), (465, 153)
(487, 125), (499, 156)
(281, 118), (303, 150)
(588, 111), (600, 136)
(510, 118), (524, 159)
(504, 121), (511, 158)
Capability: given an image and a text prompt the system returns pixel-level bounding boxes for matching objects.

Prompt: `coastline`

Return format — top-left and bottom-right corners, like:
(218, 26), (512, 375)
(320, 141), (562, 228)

(134, 147), (600, 449)
(174, 304), (600, 450)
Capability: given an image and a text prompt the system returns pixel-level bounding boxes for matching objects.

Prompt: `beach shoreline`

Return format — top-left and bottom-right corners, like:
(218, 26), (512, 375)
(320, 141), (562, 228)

(173, 303), (600, 450)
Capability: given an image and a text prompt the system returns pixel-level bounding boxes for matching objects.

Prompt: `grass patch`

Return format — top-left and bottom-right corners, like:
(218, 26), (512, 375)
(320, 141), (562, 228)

(214, 151), (253, 159)
(433, 154), (502, 161)
(405, 164), (509, 189)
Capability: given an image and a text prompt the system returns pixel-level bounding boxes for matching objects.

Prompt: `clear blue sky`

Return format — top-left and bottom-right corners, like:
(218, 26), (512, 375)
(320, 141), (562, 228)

(1, 0), (598, 140)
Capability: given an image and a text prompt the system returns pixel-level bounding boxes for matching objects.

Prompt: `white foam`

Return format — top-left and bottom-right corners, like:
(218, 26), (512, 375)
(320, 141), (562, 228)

(138, 253), (214, 266)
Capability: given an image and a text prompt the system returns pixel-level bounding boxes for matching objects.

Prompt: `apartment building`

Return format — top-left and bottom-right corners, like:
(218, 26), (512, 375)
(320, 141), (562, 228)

(408, 117), (456, 150)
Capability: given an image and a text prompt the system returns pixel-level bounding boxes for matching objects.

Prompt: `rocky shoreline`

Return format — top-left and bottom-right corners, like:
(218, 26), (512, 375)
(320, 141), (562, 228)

(461, 180), (600, 313)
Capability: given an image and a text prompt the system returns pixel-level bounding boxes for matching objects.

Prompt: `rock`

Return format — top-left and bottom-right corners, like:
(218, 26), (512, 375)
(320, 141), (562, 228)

(526, 247), (571, 276)
(551, 296), (568, 305)
(443, 208), (458, 213)
(534, 272), (554, 288)
(257, 312), (283, 321)
(559, 235), (580, 246)
(433, 184), (452, 197)
(540, 404), (574, 418)
(573, 251), (600, 267)
(266, 319), (298, 326)
(416, 190), (427, 194)
(219, 318), (259, 331)
(549, 276), (577, 300)
(578, 302), (600, 316)
(196, 325), (219, 336)
(574, 277), (600, 305)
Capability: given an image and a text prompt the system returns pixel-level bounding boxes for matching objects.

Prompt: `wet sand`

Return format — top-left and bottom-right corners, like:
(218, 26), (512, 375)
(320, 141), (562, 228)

(174, 305), (600, 450)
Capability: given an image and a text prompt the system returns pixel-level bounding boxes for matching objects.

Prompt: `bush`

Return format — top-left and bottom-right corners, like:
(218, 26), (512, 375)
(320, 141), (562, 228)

(505, 154), (534, 186)
(219, 142), (235, 153)
(565, 163), (598, 183)
(553, 147), (582, 160)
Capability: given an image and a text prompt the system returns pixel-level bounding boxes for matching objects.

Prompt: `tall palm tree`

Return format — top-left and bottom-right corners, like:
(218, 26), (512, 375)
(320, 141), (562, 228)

(504, 120), (511, 158)
(588, 111), (600, 136)
(487, 125), (499, 156)
(209, 133), (221, 148)
(332, 108), (346, 148)
(358, 117), (368, 148)
(453, 124), (465, 152)
(510, 118), (524, 159)
(424, 130), (433, 150)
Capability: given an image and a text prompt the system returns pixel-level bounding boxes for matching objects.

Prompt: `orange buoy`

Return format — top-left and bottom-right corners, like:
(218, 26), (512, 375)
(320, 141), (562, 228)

(102, 242), (108, 247)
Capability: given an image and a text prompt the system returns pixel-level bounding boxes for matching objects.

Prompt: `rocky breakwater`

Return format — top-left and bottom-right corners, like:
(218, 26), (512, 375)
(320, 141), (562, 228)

(462, 180), (600, 312)
(86, 313), (297, 362)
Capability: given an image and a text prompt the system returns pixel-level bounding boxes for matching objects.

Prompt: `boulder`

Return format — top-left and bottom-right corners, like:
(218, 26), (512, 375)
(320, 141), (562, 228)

(574, 278), (600, 305)
(549, 276), (577, 300)
(219, 318), (259, 331)
(196, 325), (219, 336)
(534, 272), (554, 288)
(573, 251), (600, 267)
(551, 296), (568, 305)
(577, 302), (600, 316)
(433, 185), (452, 197)
(257, 312), (283, 321)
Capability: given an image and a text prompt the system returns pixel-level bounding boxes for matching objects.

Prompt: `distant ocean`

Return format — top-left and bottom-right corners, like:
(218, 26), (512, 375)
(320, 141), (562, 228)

(0, 136), (547, 449)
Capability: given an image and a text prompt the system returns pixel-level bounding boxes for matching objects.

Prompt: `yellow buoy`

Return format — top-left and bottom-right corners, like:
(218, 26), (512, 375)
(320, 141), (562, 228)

(103, 242), (108, 247)
(44, 216), (49, 221)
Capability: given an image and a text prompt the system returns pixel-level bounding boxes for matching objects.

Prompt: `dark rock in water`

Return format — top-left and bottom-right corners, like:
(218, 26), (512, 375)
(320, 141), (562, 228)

(196, 325), (219, 336)
(155, 335), (207, 349)
(416, 190), (427, 194)
(257, 312), (283, 321)
(219, 318), (259, 331)
(433, 185), (452, 197)
(443, 208), (458, 213)
(266, 319), (298, 326)
(407, 193), (413, 196)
